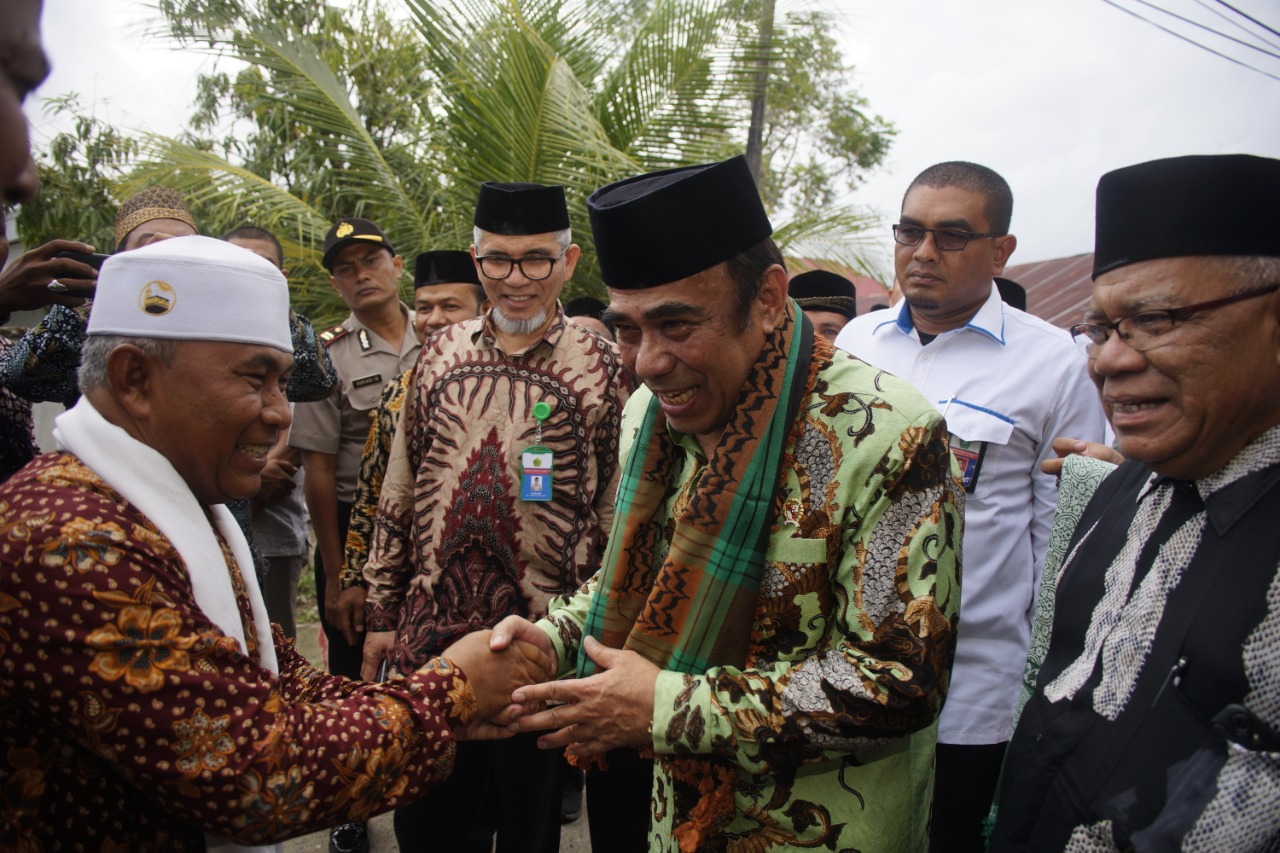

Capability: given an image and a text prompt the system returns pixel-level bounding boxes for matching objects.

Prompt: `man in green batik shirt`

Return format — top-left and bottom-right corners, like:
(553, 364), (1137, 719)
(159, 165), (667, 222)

(491, 155), (964, 852)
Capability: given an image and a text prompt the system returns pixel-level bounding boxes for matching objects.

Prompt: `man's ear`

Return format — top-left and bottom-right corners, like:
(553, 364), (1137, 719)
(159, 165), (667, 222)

(561, 243), (582, 280)
(757, 264), (790, 334)
(106, 344), (159, 421)
(992, 234), (1018, 276)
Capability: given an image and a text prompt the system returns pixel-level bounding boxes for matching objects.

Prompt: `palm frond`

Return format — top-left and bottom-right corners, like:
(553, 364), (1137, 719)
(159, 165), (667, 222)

(773, 203), (888, 282)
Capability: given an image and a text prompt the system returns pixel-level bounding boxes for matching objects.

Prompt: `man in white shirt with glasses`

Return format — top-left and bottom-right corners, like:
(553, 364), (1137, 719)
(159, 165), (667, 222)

(835, 161), (1107, 851)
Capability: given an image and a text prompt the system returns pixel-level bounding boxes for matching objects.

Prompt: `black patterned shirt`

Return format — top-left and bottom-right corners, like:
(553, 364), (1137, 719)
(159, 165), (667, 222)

(994, 425), (1280, 851)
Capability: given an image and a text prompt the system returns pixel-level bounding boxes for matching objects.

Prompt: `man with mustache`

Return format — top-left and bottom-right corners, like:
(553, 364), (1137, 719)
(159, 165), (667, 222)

(835, 161), (1107, 850)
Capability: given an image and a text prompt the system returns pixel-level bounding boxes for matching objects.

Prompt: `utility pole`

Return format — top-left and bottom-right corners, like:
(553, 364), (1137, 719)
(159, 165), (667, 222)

(745, 0), (775, 184)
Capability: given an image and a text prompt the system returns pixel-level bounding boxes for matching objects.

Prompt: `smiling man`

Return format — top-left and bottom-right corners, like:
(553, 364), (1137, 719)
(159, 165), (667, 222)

(991, 153), (1280, 852)
(493, 155), (962, 852)
(835, 161), (1107, 849)
(360, 182), (630, 852)
(0, 236), (548, 851)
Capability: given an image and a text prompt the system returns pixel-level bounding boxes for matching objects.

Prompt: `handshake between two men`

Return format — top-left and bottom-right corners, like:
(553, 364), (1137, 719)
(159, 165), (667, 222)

(435, 615), (660, 753)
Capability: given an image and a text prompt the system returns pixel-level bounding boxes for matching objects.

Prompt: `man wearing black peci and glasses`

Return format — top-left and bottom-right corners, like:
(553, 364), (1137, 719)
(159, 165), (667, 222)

(991, 154), (1280, 852)
(360, 181), (630, 853)
(836, 161), (1107, 851)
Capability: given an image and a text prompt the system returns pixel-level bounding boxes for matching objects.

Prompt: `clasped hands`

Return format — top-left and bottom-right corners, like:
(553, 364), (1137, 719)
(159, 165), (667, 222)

(435, 615), (659, 752)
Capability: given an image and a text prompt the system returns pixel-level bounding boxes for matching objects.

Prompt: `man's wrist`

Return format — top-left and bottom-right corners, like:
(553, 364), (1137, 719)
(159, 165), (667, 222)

(338, 569), (366, 590)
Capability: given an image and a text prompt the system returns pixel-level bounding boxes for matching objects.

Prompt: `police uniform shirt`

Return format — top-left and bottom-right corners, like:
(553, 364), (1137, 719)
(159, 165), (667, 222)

(289, 305), (421, 503)
(835, 284), (1108, 745)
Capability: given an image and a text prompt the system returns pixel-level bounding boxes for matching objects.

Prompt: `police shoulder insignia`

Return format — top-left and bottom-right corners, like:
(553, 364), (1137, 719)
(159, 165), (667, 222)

(319, 325), (349, 346)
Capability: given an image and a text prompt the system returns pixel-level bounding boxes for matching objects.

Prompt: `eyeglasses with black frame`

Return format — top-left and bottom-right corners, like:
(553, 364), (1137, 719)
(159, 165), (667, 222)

(892, 223), (1005, 252)
(476, 250), (567, 281)
(1070, 281), (1280, 357)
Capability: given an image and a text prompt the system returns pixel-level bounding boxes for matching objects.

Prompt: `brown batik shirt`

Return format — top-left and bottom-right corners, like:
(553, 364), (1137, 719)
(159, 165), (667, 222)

(0, 453), (476, 851)
(363, 309), (629, 673)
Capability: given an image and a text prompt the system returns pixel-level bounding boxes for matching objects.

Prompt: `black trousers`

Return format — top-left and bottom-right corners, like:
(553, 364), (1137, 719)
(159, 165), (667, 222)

(586, 748), (654, 853)
(930, 741), (1008, 853)
(313, 499), (363, 680)
(393, 731), (566, 853)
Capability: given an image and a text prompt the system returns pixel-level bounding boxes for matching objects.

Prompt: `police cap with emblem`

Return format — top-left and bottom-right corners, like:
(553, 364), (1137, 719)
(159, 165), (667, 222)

(1093, 153), (1280, 279)
(322, 217), (396, 272)
(788, 270), (857, 321)
(474, 182), (570, 235)
(587, 155), (772, 290)
(414, 250), (481, 288)
(87, 235), (292, 352)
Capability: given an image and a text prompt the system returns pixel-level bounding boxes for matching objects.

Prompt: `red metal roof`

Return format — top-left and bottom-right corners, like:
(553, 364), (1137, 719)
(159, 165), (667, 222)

(1005, 253), (1095, 330)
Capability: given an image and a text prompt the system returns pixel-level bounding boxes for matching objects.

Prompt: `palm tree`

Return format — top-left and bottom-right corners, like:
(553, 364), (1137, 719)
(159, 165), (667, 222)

(108, 0), (889, 324)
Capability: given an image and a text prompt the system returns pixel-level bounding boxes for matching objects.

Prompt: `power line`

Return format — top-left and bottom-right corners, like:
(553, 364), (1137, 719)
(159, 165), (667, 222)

(1101, 0), (1280, 82)
(1213, 0), (1280, 41)
(1126, 0), (1280, 59)
(1193, 0), (1280, 52)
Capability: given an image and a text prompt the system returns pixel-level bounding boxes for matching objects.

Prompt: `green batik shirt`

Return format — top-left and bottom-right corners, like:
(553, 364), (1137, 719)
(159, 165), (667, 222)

(539, 350), (964, 852)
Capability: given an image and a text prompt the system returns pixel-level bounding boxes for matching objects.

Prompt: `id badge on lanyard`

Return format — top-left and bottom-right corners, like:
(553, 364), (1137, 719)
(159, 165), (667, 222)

(520, 400), (554, 502)
(941, 395), (988, 493)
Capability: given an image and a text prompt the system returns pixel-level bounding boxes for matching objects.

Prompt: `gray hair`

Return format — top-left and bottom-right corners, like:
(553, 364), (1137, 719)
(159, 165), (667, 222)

(473, 227), (572, 252)
(78, 336), (180, 393)
(1224, 255), (1280, 294)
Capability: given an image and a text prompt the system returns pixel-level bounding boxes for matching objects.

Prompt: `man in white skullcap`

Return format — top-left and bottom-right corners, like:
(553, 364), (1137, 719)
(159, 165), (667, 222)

(0, 236), (550, 852)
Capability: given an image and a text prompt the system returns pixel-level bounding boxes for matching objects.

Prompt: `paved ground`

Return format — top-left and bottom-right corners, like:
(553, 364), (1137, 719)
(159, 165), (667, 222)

(283, 623), (592, 852)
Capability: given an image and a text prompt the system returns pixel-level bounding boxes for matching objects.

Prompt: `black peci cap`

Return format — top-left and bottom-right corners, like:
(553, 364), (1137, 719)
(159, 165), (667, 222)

(473, 182), (570, 235)
(414, 250), (480, 288)
(1093, 154), (1280, 279)
(994, 277), (1026, 312)
(587, 155), (773, 289)
(788, 270), (858, 321)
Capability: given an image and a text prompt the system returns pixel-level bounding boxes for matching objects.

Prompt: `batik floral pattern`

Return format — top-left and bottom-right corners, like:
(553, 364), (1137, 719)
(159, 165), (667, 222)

(542, 349), (963, 852)
(0, 452), (470, 850)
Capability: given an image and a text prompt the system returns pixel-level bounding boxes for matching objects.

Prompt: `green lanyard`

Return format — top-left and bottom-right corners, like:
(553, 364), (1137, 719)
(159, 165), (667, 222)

(520, 400), (554, 501)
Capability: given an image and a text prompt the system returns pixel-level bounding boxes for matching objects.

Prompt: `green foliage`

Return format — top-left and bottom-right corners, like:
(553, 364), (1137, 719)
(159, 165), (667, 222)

(19, 0), (895, 327)
(16, 95), (139, 252)
(752, 8), (896, 213)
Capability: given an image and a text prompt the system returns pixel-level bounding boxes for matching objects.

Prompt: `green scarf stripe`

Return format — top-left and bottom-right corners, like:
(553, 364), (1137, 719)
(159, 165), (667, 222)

(667, 323), (806, 671)
(575, 394), (662, 674)
(578, 304), (813, 678)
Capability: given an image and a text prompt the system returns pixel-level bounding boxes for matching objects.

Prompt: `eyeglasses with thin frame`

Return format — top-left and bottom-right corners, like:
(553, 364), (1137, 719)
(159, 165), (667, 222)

(1070, 281), (1280, 357)
(476, 250), (567, 281)
(331, 249), (390, 281)
(892, 223), (1005, 252)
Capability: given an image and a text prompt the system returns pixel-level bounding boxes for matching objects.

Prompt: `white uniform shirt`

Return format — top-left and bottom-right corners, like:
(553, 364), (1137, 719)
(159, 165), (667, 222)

(835, 285), (1107, 744)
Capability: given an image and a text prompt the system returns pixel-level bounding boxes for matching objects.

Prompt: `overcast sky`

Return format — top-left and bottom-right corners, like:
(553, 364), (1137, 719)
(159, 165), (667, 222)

(28, 0), (1280, 274)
